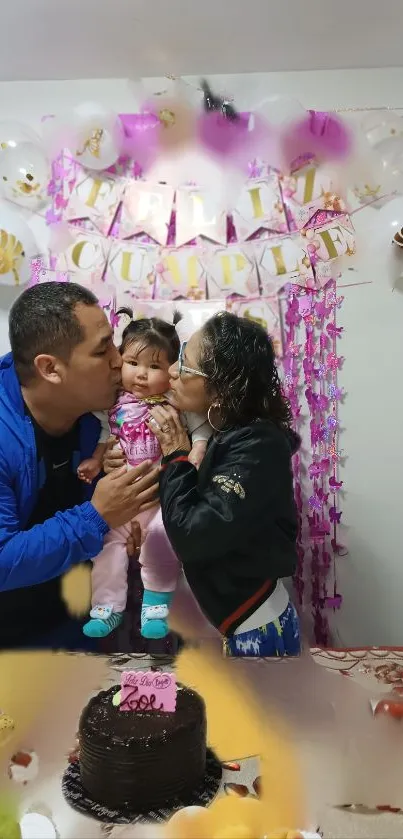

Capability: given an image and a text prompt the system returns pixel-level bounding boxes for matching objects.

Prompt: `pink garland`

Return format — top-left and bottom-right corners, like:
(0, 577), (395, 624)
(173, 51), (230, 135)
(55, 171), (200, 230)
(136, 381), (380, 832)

(282, 279), (346, 645)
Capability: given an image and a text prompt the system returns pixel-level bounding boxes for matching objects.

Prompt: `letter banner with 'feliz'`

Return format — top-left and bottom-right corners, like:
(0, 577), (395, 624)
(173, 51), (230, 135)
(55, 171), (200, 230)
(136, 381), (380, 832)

(65, 168), (125, 236)
(119, 181), (175, 245)
(232, 174), (288, 241)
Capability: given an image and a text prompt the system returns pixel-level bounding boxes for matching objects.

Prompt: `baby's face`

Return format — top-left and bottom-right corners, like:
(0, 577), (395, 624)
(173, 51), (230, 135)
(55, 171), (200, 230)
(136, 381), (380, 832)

(121, 342), (171, 399)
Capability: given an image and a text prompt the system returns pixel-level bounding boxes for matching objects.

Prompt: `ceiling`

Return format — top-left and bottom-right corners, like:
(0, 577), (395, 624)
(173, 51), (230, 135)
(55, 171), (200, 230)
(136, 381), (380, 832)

(2, 0), (403, 81)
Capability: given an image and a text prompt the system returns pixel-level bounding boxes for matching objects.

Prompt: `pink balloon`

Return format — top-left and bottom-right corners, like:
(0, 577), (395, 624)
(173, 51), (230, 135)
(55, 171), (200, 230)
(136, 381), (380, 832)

(120, 113), (159, 173)
(197, 111), (275, 174)
(282, 110), (353, 169)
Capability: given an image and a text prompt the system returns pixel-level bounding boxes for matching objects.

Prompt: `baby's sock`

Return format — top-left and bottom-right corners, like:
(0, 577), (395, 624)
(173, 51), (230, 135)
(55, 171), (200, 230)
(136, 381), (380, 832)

(141, 590), (173, 639)
(83, 605), (124, 638)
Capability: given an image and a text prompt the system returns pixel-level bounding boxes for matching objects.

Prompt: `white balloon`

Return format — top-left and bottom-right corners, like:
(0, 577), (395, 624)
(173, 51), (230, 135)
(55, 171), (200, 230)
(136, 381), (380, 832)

(0, 200), (38, 286)
(377, 196), (403, 240)
(0, 142), (50, 209)
(70, 102), (124, 170)
(0, 120), (40, 152)
(361, 110), (403, 149)
(376, 138), (403, 193)
(256, 95), (306, 127)
(20, 812), (56, 839)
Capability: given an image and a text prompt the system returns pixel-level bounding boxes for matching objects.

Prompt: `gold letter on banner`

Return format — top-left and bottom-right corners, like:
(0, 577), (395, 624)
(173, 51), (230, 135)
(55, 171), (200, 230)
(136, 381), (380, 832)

(165, 254), (199, 289)
(246, 186), (264, 219)
(316, 226), (346, 260)
(84, 177), (114, 210)
(293, 167), (319, 205)
(137, 190), (163, 221)
(266, 245), (299, 276)
(71, 239), (98, 271)
(176, 189), (227, 246)
(220, 253), (247, 286)
(191, 194), (216, 228)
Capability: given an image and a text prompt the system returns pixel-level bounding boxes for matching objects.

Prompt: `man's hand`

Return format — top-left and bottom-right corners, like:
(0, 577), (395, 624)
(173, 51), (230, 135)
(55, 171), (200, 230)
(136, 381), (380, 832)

(126, 520), (143, 558)
(91, 461), (159, 529)
(103, 436), (126, 474)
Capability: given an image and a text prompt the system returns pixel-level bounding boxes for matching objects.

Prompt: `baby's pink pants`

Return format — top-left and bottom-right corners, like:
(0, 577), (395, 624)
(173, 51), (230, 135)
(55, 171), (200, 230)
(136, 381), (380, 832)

(91, 507), (181, 613)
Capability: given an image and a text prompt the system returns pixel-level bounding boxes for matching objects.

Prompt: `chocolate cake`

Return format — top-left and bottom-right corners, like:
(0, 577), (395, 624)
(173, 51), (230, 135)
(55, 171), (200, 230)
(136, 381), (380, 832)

(78, 684), (207, 811)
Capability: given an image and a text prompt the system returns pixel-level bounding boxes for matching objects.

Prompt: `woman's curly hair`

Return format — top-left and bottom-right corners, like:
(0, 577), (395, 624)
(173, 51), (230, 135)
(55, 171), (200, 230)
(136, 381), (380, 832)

(199, 312), (294, 432)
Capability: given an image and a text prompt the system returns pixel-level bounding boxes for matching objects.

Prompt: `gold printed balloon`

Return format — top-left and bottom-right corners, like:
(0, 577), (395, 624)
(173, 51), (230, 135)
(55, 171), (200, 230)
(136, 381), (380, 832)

(0, 201), (37, 286)
(71, 103), (124, 171)
(0, 142), (50, 209)
(0, 231), (24, 285)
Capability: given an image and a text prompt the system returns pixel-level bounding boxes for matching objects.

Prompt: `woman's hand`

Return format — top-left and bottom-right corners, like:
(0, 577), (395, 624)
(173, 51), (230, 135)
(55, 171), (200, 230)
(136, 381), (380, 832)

(148, 405), (191, 459)
(103, 436), (126, 474)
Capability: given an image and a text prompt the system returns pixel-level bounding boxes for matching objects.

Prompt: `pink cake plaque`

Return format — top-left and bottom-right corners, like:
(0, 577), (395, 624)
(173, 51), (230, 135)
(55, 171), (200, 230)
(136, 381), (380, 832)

(119, 670), (177, 713)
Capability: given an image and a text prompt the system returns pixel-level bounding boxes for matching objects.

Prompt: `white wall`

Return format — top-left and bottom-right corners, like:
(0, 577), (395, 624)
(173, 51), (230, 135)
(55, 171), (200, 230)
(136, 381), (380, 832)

(1, 69), (403, 647)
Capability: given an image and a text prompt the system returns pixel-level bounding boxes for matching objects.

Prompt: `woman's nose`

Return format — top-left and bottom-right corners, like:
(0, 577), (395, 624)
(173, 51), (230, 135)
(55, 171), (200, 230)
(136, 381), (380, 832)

(169, 361), (179, 379)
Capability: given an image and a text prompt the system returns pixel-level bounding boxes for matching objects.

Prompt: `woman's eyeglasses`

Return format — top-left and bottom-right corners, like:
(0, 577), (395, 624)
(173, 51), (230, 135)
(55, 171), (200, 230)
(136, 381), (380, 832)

(178, 342), (208, 378)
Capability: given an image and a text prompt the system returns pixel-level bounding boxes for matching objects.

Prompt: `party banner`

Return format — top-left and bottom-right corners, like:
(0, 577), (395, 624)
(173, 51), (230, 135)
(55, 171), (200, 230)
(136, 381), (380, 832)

(304, 215), (356, 287)
(119, 181), (175, 245)
(255, 234), (315, 294)
(232, 174), (288, 241)
(105, 240), (157, 298)
(153, 247), (207, 301)
(176, 187), (227, 247)
(65, 169), (125, 235)
(281, 164), (347, 231)
(54, 229), (111, 280)
(227, 295), (283, 357)
(203, 243), (260, 299)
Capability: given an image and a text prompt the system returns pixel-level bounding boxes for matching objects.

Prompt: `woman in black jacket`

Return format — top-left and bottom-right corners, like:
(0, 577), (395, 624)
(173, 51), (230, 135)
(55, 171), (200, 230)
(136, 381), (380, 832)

(147, 312), (301, 657)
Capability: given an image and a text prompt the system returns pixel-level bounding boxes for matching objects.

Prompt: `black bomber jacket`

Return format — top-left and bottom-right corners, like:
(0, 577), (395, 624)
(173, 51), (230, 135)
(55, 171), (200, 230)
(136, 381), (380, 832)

(159, 421), (300, 637)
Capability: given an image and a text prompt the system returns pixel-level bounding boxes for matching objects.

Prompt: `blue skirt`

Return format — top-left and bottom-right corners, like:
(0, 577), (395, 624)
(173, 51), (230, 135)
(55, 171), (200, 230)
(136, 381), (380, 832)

(224, 601), (301, 657)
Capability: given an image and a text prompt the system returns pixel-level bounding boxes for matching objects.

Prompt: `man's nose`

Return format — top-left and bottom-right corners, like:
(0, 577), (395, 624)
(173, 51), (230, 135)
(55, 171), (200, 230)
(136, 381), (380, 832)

(169, 361), (179, 379)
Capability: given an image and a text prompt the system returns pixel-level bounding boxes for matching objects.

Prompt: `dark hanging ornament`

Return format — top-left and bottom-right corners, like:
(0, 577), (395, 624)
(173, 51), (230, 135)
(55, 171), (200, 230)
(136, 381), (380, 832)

(200, 79), (239, 121)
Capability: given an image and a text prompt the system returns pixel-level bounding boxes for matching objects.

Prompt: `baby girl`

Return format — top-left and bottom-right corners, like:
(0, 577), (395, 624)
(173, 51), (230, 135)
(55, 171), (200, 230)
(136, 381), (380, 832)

(77, 310), (211, 639)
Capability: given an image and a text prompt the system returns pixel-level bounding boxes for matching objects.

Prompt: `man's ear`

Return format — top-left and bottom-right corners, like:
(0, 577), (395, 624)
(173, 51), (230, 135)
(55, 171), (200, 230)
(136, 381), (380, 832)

(33, 354), (64, 384)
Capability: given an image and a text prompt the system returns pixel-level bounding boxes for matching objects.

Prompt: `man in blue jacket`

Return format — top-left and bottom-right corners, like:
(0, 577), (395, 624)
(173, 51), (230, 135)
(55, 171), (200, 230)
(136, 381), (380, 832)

(0, 282), (159, 649)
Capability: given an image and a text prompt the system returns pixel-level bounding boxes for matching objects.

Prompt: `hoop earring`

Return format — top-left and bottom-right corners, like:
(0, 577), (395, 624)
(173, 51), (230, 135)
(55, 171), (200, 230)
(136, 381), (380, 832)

(207, 403), (223, 433)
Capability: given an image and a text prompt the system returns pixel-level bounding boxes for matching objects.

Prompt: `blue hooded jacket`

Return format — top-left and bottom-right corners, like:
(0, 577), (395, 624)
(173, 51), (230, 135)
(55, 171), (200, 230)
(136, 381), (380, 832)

(0, 353), (109, 592)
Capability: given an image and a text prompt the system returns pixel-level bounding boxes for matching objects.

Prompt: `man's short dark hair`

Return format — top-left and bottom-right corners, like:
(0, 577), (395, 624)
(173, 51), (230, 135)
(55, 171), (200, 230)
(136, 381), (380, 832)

(9, 282), (99, 385)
